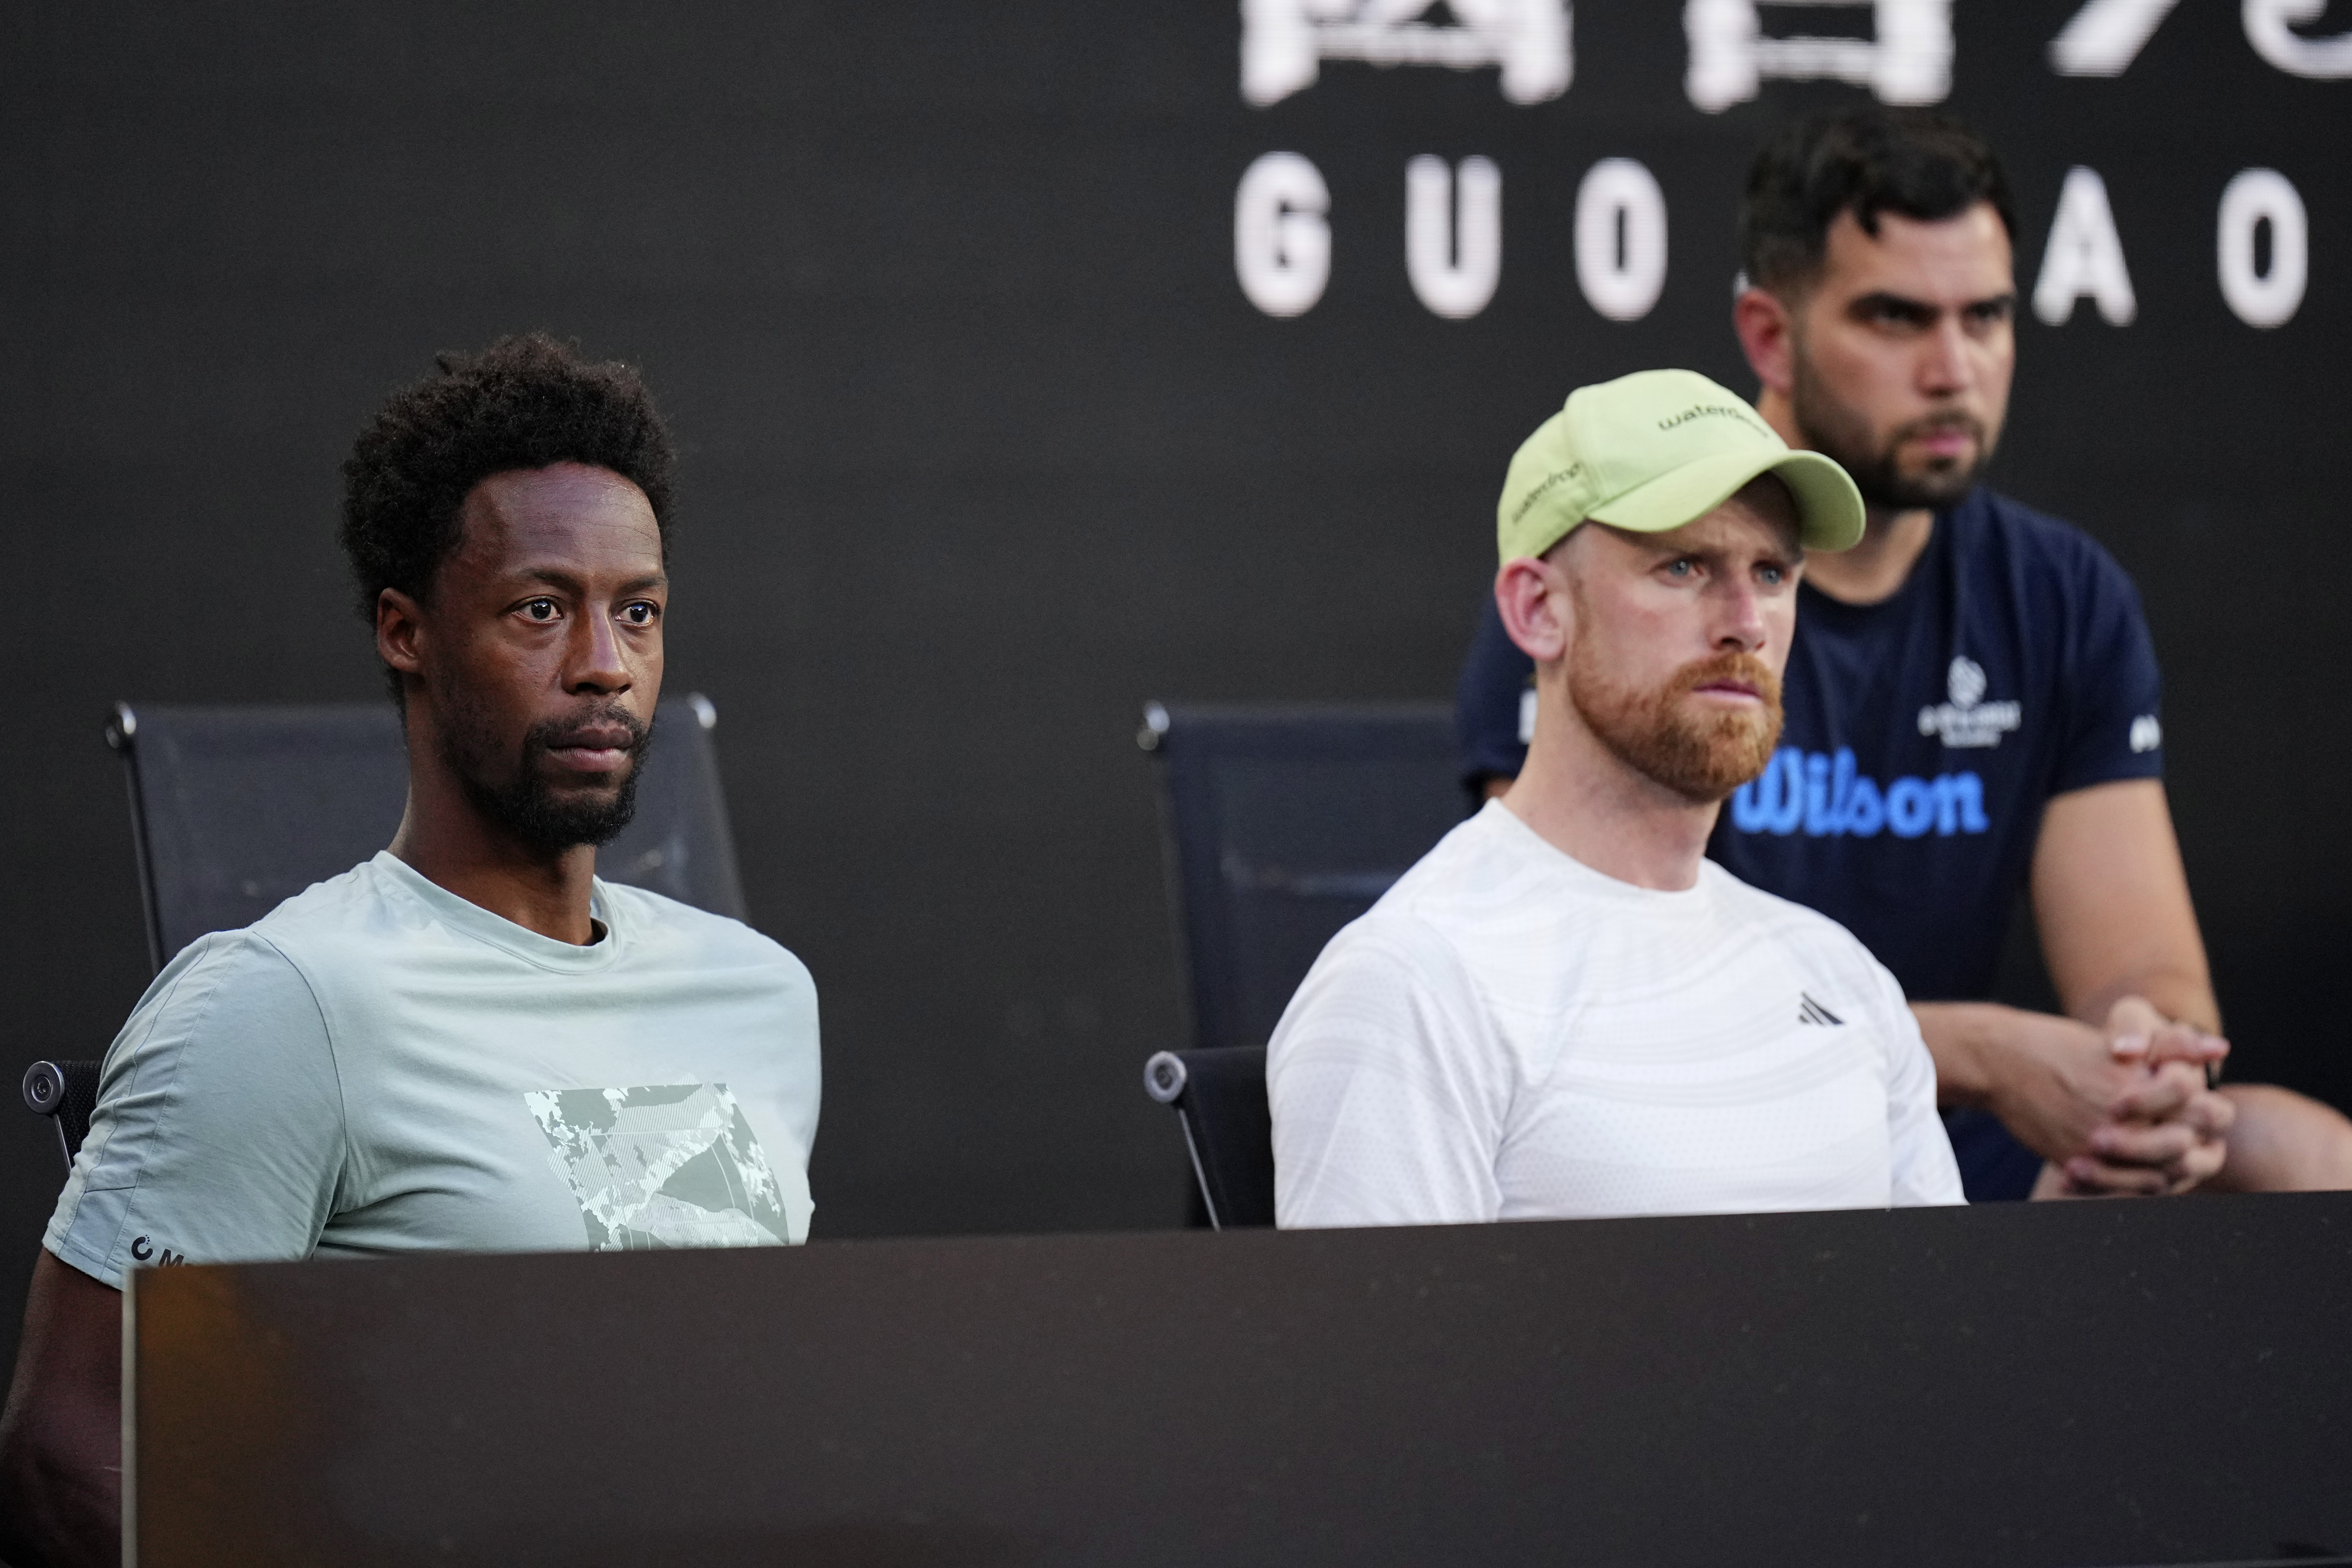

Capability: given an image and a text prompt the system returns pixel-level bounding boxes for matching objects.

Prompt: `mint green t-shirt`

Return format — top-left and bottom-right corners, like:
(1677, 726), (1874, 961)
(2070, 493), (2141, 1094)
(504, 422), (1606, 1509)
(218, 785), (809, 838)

(46, 852), (820, 1287)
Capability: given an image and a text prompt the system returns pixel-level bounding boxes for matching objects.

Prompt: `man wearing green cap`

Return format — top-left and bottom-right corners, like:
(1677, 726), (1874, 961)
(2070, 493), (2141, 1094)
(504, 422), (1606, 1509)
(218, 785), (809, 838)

(1267, 368), (1962, 1226)
(1456, 108), (2352, 1201)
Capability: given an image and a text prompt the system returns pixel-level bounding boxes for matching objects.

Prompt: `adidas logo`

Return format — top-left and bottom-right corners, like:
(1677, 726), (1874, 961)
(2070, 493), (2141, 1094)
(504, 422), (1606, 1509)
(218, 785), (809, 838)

(1797, 992), (1844, 1027)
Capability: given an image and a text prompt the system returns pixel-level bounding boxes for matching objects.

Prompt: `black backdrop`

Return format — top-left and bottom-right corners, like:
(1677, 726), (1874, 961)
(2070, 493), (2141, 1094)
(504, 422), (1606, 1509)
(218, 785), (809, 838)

(3, 2), (2347, 1375)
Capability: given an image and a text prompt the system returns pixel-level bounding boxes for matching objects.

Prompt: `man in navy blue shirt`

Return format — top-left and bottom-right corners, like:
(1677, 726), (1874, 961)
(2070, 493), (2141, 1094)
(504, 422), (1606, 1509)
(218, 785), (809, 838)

(1457, 109), (2352, 1200)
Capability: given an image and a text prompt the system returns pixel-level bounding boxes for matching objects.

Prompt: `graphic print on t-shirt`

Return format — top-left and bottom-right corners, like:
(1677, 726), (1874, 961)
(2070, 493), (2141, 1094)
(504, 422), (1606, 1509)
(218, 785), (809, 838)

(525, 1083), (789, 1250)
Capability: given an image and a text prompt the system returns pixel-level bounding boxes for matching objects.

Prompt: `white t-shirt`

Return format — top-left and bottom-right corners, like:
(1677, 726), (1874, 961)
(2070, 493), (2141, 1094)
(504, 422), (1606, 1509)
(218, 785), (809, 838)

(47, 852), (820, 1286)
(1269, 800), (1962, 1227)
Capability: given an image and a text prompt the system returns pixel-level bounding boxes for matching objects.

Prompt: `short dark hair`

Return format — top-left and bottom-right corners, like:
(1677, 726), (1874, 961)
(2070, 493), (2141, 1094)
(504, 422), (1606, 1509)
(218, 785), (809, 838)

(340, 333), (676, 637)
(1740, 107), (2016, 294)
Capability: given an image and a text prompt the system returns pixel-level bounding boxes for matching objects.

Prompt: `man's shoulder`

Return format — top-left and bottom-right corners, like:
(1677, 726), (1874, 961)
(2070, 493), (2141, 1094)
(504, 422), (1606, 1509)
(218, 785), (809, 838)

(1305, 828), (1500, 999)
(598, 883), (814, 988)
(246, 859), (811, 991)
(1275, 899), (1489, 1069)
(1700, 866), (1912, 1032)
(1337, 806), (1642, 989)
(1357, 808), (1531, 936)
(1955, 488), (2138, 592)
(244, 853), (410, 937)
(159, 858), (389, 979)
(1323, 900), (1471, 972)
(1700, 862), (1885, 972)
(127, 924), (327, 1045)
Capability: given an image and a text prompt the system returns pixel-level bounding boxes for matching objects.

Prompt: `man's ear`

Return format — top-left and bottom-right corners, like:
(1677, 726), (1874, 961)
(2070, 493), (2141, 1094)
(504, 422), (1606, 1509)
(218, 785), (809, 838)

(1733, 284), (1798, 400)
(376, 588), (427, 680)
(1495, 553), (1571, 664)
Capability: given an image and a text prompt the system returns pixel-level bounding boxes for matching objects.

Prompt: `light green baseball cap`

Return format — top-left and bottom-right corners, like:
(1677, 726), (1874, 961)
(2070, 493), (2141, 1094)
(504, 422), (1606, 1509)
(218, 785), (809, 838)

(1496, 368), (1865, 564)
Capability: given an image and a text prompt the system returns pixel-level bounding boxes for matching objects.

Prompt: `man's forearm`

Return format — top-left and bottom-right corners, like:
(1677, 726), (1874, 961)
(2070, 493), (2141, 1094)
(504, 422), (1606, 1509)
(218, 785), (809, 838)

(0, 1405), (122, 1568)
(1910, 1001), (2024, 1110)
(1915, 979), (2219, 1114)
(2030, 781), (2220, 1042)
(0, 1252), (124, 1568)
(2064, 963), (2220, 1038)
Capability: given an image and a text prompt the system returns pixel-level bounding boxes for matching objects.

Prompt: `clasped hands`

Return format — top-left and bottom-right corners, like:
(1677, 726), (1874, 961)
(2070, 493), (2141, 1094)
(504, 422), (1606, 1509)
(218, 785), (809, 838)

(2013, 996), (2235, 1198)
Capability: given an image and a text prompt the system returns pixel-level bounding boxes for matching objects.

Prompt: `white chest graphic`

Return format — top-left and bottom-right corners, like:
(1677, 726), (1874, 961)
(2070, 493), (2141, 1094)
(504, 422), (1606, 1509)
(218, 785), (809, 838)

(1918, 655), (2023, 749)
(526, 1082), (790, 1251)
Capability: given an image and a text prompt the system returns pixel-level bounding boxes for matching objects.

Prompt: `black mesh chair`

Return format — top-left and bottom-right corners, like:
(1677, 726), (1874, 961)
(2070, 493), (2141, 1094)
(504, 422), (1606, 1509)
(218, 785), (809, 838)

(1143, 1047), (1273, 1230)
(21, 1060), (101, 1168)
(24, 695), (748, 1172)
(110, 694), (745, 969)
(1137, 702), (1464, 1226)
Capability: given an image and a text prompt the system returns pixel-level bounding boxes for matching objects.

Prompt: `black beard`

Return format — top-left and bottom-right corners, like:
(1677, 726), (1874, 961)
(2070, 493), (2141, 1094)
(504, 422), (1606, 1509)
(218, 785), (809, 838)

(1790, 354), (1995, 513)
(438, 697), (653, 858)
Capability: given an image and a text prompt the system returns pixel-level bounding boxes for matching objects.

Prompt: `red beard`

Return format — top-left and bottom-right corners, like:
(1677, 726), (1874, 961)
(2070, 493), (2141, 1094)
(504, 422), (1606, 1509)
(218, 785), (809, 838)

(1568, 644), (1785, 804)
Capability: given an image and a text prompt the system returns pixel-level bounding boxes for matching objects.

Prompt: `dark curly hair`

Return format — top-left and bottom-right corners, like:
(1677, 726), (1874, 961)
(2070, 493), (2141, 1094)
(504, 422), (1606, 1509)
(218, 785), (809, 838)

(340, 334), (676, 691)
(1741, 107), (2015, 294)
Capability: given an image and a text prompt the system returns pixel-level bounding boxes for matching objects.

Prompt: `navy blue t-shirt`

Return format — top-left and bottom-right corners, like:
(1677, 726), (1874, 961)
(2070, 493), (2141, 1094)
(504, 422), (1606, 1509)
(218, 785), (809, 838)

(1454, 487), (2166, 1200)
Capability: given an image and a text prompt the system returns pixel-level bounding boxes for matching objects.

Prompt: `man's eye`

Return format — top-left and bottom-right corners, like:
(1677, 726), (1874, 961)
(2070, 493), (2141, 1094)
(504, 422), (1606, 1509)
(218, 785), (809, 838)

(523, 599), (558, 621)
(1666, 559), (1696, 577)
(1759, 564), (1785, 586)
(621, 602), (657, 625)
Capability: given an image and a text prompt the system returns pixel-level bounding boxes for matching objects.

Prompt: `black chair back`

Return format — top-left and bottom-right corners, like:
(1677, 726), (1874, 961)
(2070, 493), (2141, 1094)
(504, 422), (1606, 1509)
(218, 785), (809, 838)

(1140, 702), (1464, 1055)
(1144, 1047), (1274, 1229)
(21, 1060), (101, 1168)
(109, 694), (746, 970)
(24, 696), (750, 1175)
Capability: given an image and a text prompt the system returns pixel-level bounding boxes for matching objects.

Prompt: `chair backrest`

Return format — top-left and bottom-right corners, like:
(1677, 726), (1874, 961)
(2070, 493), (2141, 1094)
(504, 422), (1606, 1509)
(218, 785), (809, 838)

(1144, 1047), (1274, 1229)
(21, 1060), (101, 1169)
(1141, 702), (1465, 1054)
(109, 694), (746, 971)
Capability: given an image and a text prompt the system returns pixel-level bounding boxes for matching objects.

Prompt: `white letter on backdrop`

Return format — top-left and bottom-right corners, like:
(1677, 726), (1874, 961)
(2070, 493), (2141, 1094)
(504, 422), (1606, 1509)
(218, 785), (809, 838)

(1469, 0), (1576, 105)
(1684, 0), (1760, 113)
(1235, 152), (1332, 318)
(2032, 167), (2137, 327)
(1574, 158), (1668, 322)
(1685, 0), (1952, 112)
(2243, 0), (2352, 76)
(1240, 0), (1317, 108)
(2047, 0), (2180, 75)
(1406, 156), (1503, 320)
(2217, 168), (2308, 328)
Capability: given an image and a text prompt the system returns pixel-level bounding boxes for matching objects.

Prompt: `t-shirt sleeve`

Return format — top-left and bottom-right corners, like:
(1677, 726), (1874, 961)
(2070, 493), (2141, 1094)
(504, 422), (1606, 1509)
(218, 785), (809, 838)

(763, 945), (822, 1243)
(1454, 595), (1536, 790)
(1871, 962), (1965, 1207)
(2050, 543), (2165, 796)
(1267, 917), (1508, 1229)
(44, 932), (346, 1287)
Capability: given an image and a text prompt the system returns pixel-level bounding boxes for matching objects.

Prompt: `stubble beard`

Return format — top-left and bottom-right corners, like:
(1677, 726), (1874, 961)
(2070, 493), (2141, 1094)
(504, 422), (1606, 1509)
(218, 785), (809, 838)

(435, 686), (653, 858)
(1789, 345), (1996, 513)
(1567, 634), (1786, 806)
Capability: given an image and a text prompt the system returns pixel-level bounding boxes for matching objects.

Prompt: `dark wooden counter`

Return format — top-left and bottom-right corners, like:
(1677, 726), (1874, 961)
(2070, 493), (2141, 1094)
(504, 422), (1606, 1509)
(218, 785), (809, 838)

(129, 1194), (2352, 1567)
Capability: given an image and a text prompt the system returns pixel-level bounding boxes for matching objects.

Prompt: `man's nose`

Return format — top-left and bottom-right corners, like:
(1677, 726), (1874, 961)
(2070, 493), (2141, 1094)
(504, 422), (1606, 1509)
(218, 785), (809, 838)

(1920, 316), (1974, 394)
(566, 607), (633, 694)
(1711, 578), (1770, 653)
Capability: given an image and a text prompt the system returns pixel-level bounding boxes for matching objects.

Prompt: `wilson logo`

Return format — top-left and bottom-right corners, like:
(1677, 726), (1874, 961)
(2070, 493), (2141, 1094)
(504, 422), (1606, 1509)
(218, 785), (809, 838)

(1730, 747), (1990, 840)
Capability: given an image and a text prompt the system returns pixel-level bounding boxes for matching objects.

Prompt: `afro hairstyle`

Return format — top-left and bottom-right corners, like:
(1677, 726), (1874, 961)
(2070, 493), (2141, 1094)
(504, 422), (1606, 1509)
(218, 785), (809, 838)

(339, 334), (676, 682)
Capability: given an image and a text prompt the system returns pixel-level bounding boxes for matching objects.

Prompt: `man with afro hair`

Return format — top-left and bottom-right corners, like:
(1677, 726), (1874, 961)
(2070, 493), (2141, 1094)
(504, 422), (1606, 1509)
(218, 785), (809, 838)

(0, 335), (821, 1568)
